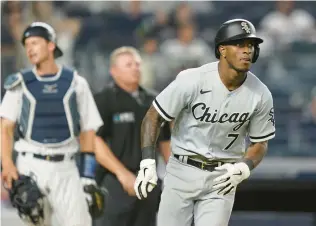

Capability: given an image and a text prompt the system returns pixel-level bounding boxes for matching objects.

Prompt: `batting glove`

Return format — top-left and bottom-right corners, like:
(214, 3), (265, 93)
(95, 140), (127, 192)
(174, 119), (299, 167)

(213, 162), (250, 195)
(134, 159), (158, 200)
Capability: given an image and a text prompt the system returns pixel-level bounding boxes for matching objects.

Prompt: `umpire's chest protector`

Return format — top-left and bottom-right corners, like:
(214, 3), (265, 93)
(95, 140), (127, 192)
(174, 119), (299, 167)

(13, 67), (80, 146)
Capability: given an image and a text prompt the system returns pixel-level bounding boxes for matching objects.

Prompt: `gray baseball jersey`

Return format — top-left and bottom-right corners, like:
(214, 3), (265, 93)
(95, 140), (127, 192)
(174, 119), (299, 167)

(153, 61), (275, 161)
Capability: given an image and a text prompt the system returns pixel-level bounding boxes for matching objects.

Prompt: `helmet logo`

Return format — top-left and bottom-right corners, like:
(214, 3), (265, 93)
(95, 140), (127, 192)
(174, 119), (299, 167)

(241, 22), (251, 34)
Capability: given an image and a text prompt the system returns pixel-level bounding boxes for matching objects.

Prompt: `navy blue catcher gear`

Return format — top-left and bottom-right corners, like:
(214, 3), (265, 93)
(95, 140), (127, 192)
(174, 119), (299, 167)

(214, 19), (263, 63)
(22, 22), (63, 58)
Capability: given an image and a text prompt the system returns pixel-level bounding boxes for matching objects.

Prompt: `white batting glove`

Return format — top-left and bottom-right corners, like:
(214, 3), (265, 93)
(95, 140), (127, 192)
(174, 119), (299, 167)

(213, 162), (250, 195)
(134, 159), (158, 200)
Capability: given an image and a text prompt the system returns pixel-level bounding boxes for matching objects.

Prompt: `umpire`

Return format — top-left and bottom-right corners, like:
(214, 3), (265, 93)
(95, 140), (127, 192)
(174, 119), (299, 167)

(93, 46), (171, 226)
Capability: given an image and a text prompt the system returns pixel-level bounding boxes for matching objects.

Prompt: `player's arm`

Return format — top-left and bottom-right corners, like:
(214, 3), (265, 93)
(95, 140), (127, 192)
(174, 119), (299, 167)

(75, 74), (103, 181)
(94, 136), (128, 177)
(75, 74), (106, 216)
(95, 134), (137, 196)
(141, 105), (166, 159)
(78, 129), (98, 180)
(1, 118), (15, 162)
(243, 90), (275, 170)
(0, 75), (23, 189)
(135, 71), (194, 199)
(95, 136), (137, 197)
(242, 141), (268, 170)
(213, 90), (275, 195)
(1, 118), (18, 188)
(79, 130), (96, 153)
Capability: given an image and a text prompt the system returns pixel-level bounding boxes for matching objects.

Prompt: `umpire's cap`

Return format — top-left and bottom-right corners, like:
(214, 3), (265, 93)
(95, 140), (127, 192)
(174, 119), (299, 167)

(21, 22), (63, 58)
(214, 19), (263, 63)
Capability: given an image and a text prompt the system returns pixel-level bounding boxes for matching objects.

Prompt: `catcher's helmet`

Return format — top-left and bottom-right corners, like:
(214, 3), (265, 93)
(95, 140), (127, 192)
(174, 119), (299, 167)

(22, 22), (63, 58)
(214, 19), (263, 63)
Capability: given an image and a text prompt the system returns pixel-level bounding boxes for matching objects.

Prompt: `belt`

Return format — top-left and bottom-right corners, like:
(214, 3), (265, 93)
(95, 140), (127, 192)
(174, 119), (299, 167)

(173, 154), (223, 172)
(20, 152), (75, 162)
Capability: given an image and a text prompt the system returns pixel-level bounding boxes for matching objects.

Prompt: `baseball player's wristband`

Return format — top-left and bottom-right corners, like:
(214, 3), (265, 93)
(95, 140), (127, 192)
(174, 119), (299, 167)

(142, 146), (155, 160)
(79, 152), (97, 179)
(238, 158), (255, 171)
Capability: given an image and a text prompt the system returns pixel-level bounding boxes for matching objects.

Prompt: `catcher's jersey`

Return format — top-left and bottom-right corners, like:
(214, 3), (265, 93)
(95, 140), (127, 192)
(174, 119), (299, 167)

(153, 61), (276, 160)
(0, 66), (103, 155)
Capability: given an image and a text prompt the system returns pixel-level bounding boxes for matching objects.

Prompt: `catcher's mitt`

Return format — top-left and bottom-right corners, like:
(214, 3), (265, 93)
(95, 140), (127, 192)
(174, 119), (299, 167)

(84, 184), (108, 218)
(9, 174), (45, 225)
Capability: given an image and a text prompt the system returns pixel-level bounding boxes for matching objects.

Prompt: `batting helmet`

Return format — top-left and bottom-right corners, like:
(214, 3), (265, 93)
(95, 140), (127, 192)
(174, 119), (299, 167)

(214, 19), (263, 63)
(22, 22), (63, 58)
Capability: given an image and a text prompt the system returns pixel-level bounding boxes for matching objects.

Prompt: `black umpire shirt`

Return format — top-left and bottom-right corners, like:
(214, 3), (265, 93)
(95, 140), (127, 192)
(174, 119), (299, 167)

(94, 82), (170, 182)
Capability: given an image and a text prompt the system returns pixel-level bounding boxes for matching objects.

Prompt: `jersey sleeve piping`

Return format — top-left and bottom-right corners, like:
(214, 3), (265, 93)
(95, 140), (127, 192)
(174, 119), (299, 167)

(249, 131), (275, 142)
(153, 99), (174, 121)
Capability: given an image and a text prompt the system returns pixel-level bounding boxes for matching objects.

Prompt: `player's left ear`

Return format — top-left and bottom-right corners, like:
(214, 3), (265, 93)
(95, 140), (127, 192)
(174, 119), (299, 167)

(219, 45), (226, 58)
(48, 42), (56, 53)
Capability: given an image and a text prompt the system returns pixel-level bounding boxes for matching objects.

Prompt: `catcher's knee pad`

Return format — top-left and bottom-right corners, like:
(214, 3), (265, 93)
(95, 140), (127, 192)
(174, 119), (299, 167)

(9, 174), (45, 226)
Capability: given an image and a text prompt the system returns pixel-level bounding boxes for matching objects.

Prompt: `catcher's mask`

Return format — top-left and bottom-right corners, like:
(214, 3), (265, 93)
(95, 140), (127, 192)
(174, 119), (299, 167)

(9, 174), (45, 226)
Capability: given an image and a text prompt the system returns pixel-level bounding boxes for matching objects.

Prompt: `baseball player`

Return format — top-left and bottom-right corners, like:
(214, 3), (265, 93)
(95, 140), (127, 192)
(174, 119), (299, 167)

(1, 22), (103, 226)
(134, 19), (276, 226)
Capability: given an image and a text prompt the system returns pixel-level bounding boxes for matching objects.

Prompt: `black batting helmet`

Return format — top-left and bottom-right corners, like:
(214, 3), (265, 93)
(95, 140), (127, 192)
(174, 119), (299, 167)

(214, 19), (263, 63)
(22, 22), (63, 58)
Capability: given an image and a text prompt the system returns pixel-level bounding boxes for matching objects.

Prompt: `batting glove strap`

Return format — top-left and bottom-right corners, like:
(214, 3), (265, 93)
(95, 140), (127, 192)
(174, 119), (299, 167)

(140, 159), (156, 168)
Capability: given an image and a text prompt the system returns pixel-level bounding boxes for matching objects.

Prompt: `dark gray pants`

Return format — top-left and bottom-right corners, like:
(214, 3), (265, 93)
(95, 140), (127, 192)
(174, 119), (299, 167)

(94, 173), (161, 226)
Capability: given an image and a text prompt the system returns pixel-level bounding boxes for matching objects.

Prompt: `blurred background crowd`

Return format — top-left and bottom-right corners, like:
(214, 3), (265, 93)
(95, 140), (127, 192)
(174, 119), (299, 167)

(1, 1), (316, 225)
(2, 0), (316, 157)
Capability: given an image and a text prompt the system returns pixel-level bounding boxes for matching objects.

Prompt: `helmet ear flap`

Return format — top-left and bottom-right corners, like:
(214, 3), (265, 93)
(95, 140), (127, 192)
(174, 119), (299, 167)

(251, 45), (260, 63)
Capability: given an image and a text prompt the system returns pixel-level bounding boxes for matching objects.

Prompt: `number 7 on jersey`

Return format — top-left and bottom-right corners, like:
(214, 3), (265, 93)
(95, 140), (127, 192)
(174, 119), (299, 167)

(224, 133), (239, 150)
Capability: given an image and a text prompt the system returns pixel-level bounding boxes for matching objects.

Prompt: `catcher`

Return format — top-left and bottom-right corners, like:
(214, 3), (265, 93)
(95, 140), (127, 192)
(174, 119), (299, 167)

(1, 22), (105, 226)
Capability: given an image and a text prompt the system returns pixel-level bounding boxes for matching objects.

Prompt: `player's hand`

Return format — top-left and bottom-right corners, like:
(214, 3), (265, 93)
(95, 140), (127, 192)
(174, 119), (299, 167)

(81, 178), (106, 218)
(81, 178), (97, 203)
(81, 178), (102, 209)
(116, 170), (137, 196)
(1, 160), (19, 189)
(134, 159), (158, 200)
(213, 162), (250, 195)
